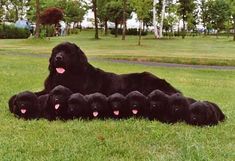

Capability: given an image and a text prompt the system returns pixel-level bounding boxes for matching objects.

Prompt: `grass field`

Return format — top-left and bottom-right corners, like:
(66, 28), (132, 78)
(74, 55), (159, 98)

(0, 30), (235, 66)
(0, 32), (235, 160)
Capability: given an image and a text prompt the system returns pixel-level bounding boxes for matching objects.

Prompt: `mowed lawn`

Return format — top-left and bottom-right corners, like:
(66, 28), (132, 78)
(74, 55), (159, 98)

(0, 51), (235, 160)
(0, 30), (235, 66)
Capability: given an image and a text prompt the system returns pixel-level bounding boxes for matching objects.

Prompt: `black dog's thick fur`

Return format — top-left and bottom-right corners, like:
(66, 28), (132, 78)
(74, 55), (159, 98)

(67, 93), (88, 119)
(36, 42), (180, 96)
(126, 91), (148, 118)
(86, 92), (111, 119)
(108, 93), (127, 119)
(186, 101), (225, 126)
(147, 89), (170, 122)
(39, 85), (73, 121)
(167, 93), (190, 123)
(8, 91), (40, 120)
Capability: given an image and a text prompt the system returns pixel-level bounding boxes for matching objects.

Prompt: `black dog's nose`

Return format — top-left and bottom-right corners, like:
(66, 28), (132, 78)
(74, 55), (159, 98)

(55, 55), (63, 61)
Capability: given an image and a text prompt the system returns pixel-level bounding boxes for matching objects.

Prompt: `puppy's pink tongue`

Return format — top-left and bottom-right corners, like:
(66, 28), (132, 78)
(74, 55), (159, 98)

(56, 68), (65, 74)
(21, 109), (27, 114)
(93, 111), (99, 117)
(113, 110), (119, 116)
(55, 104), (60, 110)
(132, 109), (138, 115)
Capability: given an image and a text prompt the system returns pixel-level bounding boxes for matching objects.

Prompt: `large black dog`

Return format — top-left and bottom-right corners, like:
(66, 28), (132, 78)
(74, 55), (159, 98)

(35, 42), (180, 96)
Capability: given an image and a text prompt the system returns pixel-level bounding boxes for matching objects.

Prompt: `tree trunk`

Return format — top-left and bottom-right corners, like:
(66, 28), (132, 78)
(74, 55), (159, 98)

(122, 0), (127, 40)
(182, 17), (186, 39)
(34, 0), (40, 38)
(79, 21), (82, 32)
(159, 0), (166, 38)
(115, 21), (118, 37)
(233, 17), (235, 41)
(153, 0), (159, 39)
(15, 6), (19, 22)
(104, 20), (108, 36)
(138, 21), (143, 46)
(93, 0), (99, 39)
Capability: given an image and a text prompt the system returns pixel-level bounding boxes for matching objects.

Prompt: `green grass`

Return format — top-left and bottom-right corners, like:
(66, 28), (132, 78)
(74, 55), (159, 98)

(0, 52), (235, 160)
(0, 30), (235, 66)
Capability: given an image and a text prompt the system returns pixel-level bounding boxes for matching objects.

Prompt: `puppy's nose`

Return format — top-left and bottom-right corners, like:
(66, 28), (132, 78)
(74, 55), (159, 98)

(55, 55), (63, 61)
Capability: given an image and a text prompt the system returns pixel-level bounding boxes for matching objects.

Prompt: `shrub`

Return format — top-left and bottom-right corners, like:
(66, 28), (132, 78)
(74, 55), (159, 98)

(0, 24), (31, 39)
(110, 28), (147, 36)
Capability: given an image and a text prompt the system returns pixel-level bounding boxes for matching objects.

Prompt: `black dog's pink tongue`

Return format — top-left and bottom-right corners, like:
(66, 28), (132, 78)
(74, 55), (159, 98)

(56, 68), (65, 74)
(113, 110), (119, 116)
(55, 104), (60, 110)
(21, 109), (27, 114)
(132, 109), (138, 115)
(93, 111), (99, 117)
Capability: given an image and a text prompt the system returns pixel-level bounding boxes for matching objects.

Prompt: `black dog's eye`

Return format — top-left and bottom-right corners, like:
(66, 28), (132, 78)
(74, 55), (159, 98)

(174, 106), (180, 111)
(192, 116), (197, 121)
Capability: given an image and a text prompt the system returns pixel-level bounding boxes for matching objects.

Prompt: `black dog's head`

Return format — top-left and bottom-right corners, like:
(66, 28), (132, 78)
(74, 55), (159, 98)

(187, 101), (225, 126)
(126, 91), (147, 117)
(49, 42), (88, 74)
(8, 91), (39, 120)
(86, 93), (109, 119)
(67, 93), (87, 119)
(147, 89), (169, 115)
(108, 93), (126, 118)
(168, 93), (189, 122)
(48, 85), (73, 119)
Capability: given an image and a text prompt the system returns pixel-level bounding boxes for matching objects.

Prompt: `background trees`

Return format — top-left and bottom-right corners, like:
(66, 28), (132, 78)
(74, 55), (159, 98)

(0, 0), (235, 41)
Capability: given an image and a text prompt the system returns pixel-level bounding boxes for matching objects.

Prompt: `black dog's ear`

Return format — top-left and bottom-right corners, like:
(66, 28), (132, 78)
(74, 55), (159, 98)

(8, 94), (17, 113)
(206, 105), (219, 125)
(48, 55), (54, 72)
(72, 44), (88, 69)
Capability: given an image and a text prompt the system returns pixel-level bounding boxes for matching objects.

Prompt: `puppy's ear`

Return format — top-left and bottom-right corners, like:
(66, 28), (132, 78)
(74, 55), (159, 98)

(8, 94), (17, 113)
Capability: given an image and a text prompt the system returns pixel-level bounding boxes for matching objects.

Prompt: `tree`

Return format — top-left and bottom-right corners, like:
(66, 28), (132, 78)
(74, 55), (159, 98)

(208, 0), (231, 38)
(227, 0), (235, 41)
(122, 0), (127, 40)
(163, 3), (178, 37)
(40, 7), (63, 25)
(106, 1), (123, 37)
(92, 0), (99, 39)
(153, 0), (159, 38)
(131, 0), (152, 45)
(177, 0), (196, 39)
(35, 0), (40, 38)
(200, 0), (210, 35)
(97, 0), (111, 35)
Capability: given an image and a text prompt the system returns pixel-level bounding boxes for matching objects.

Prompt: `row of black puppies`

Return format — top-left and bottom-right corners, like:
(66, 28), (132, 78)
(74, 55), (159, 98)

(9, 85), (225, 126)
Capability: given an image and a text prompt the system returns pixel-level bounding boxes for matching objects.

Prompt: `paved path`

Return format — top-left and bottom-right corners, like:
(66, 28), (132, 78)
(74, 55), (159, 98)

(1, 52), (235, 70)
(97, 59), (235, 70)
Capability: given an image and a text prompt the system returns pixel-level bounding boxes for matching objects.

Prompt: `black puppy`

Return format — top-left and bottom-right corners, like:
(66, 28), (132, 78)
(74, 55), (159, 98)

(43, 85), (73, 120)
(8, 91), (40, 120)
(108, 93), (127, 119)
(147, 89), (169, 122)
(126, 91), (148, 118)
(186, 101), (225, 126)
(86, 93), (110, 119)
(168, 93), (190, 123)
(67, 93), (88, 119)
